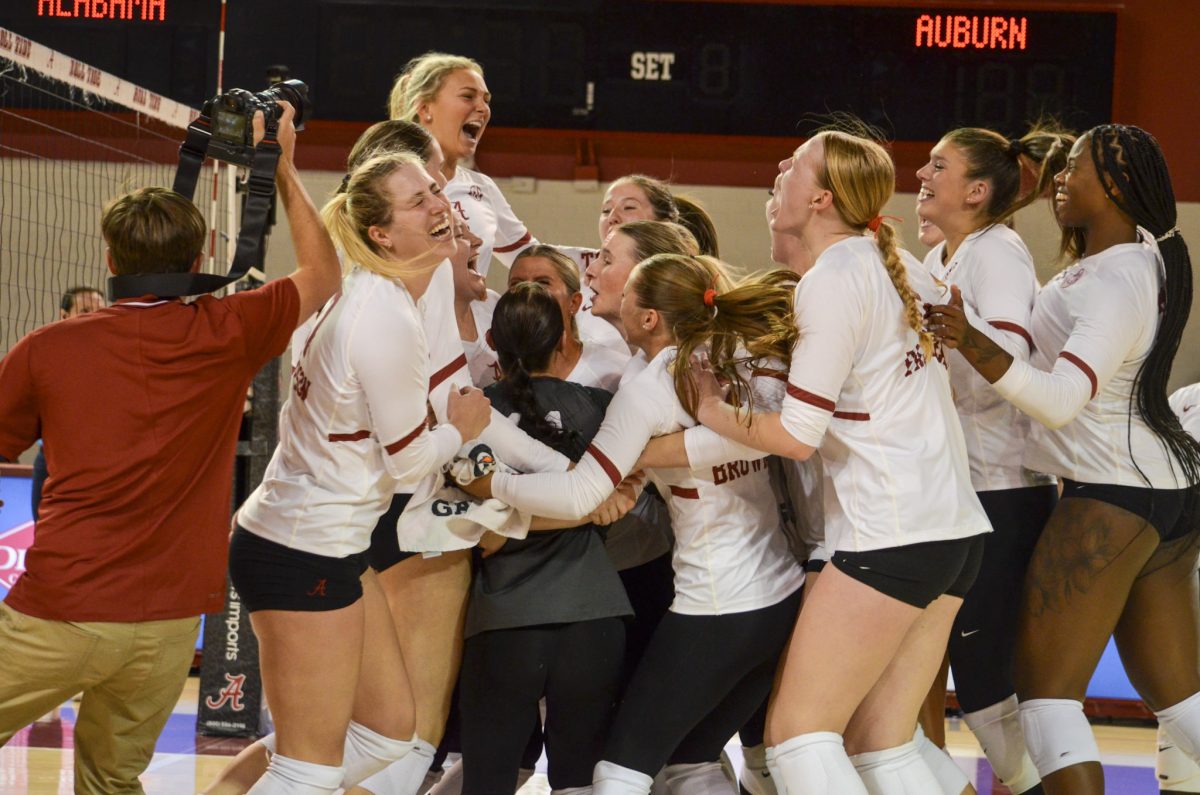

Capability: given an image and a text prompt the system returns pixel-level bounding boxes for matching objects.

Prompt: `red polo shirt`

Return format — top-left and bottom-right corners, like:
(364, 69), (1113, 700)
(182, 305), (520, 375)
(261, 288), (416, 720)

(0, 278), (299, 621)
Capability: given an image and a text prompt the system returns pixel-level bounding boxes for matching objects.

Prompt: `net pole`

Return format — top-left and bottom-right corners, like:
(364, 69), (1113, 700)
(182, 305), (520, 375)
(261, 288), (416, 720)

(206, 0), (228, 273)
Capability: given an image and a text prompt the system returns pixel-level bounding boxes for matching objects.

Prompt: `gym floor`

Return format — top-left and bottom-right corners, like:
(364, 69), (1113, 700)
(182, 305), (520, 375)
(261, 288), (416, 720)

(0, 678), (1163, 794)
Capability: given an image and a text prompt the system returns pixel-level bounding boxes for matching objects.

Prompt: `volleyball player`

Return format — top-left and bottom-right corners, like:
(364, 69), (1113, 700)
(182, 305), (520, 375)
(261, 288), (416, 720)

(689, 130), (990, 794)
(1161, 383), (1200, 794)
(458, 282), (633, 795)
(509, 245), (629, 392)
(915, 124), (1074, 795)
(464, 253), (805, 795)
(390, 53), (531, 277)
(226, 151), (491, 794)
(451, 217), (501, 387)
(928, 124), (1200, 795)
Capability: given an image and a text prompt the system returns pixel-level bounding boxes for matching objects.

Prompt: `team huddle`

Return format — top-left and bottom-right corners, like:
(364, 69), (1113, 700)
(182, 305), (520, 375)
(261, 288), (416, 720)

(1, 46), (1198, 795)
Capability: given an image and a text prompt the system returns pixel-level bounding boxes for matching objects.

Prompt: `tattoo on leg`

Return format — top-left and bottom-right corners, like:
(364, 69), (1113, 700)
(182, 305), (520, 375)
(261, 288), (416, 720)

(1024, 504), (1149, 618)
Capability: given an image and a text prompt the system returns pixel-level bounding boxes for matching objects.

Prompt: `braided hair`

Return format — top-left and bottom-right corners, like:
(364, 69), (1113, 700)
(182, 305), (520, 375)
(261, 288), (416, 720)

(1088, 124), (1200, 490)
(489, 282), (572, 447)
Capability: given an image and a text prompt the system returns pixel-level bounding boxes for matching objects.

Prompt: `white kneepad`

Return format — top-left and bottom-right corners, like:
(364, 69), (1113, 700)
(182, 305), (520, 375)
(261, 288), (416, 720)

(356, 735), (437, 795)
(341, 722), (418, 788)
(593, 761), (655, 795)
(963, 695), (1041, 793)
(850, 740), (941, 795)
(247, 753), (345, 795)
(911, 724), (971, 795)
(771, 733), (867, 795)
(1018, 698), (1099, 778)
(662, 761), (737, 795)
(1158, 691), (1200, 765)
(1159, 724), (1200, 792)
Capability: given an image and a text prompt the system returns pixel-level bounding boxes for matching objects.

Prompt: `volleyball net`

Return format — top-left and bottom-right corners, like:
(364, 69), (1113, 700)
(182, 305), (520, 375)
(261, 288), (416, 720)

(0, 26), (238, 357)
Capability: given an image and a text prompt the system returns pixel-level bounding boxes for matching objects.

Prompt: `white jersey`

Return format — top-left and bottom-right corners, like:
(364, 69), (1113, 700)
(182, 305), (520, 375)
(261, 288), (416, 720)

(925, 225), (1053, 491)
(493, 346), (804, 615)
(996, 239), (1186, 488)
(568, 337), (629, 393)
(239, 268), (463, 557)
(683, 369), (827, 565)
(463, 289), (501, 388)
(1170, 383), (1200, 441)
(782, 236), (989, 553)
(445, 168), (533, 277)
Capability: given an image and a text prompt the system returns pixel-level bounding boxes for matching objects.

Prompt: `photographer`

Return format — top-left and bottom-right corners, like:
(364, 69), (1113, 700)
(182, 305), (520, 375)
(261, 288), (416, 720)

(0, 101), (340, 794)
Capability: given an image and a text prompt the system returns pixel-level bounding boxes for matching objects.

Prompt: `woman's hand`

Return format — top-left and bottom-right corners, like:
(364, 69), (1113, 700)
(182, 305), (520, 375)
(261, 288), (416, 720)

(926, 284), (970, 350)
(688, 356), (729, 424)
(926, 284), (1013, 383)
(589, 471), (645, 526)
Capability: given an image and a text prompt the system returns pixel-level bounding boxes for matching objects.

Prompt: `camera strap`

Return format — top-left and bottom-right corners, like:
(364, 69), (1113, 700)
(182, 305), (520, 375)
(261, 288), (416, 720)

(107, 116), (282, 301)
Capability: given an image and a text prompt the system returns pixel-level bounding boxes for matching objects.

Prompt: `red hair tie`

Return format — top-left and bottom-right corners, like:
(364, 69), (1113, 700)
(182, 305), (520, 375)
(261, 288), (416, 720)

(703, 288), (718, 308)
(866, 214), (902, 233)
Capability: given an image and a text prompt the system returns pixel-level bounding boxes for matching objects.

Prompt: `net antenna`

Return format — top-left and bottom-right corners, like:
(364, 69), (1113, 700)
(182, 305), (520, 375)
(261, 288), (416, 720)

(0, 26), (239, 357)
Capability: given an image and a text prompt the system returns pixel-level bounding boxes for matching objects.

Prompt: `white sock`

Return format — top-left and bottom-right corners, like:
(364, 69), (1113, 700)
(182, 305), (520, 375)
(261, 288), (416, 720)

(552, 788), (592, 795)
(1158, 691), (1200, 764)
(662, 761), (738, 795)
(593, 760), (654, 795)
(1018, 698), (1099, 778)
(517, 768), (536, 790)
(356, 735), (437, 795)
(911, 725), (971, 795)
(771, 733), (867, 795)
(246, 753), (345, 795)
(1159, 723), (1200, 792)
(962, 695), (1040, 793)
(429, 754), (464, 795)
(850, 740), (941, 795)
(741, 744), (777, 795)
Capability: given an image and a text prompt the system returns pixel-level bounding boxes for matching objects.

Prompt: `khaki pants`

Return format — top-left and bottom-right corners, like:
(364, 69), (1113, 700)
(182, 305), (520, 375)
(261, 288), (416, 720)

(0, 602), (200, 794)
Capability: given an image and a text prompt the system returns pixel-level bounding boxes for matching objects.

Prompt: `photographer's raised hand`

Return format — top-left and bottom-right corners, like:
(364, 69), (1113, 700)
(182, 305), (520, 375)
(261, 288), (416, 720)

(272, 99), (341, 324)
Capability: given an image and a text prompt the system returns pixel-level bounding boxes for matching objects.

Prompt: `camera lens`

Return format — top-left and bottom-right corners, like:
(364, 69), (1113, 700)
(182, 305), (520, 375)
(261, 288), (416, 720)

(258, 80), (312, 130)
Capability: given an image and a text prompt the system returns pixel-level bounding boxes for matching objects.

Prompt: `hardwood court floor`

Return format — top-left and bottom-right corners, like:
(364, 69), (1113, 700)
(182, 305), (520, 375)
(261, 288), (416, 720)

(0, 678), (1164, 794)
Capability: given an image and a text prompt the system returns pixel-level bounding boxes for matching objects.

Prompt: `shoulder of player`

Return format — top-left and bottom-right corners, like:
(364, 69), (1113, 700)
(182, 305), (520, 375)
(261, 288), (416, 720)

(959, 224), (1035, 270)
(345, 271), (422, 333)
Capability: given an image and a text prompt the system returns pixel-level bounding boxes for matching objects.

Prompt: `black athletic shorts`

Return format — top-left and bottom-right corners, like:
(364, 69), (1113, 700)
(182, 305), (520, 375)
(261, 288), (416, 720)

(831, 534), (986, 608)
(229, 526), (369, 613)
(368, 493), (417, 573)
(1060, 479), (1195, 542)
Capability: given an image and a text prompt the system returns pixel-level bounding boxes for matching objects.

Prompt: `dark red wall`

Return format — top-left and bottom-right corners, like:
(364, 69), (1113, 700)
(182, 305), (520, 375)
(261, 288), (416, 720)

(294, 0), (1200, 200)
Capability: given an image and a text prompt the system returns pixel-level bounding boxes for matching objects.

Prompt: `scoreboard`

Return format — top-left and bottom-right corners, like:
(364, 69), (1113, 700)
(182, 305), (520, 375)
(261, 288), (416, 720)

(2, 0), (1116, 140)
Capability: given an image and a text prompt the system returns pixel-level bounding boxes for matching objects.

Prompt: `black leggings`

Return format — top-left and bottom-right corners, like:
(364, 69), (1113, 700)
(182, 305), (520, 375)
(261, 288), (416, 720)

(949, 484), (1057, 712)
(604, 589), (802, 775)
(459, 618), (626, 794)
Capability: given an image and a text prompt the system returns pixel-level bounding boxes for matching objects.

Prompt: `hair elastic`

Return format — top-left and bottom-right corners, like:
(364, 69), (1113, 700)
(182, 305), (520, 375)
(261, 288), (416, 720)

(1157, 226), (1181, 243)
(338, 173), (352, 193)
(1007, 139), (1027, 157)
(703, 287), (718, 308)
(866, 215), (902, 234)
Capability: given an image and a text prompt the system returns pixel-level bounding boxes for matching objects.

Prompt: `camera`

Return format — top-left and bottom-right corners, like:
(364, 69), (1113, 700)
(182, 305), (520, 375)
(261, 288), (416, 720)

(203, 79), (312, 167)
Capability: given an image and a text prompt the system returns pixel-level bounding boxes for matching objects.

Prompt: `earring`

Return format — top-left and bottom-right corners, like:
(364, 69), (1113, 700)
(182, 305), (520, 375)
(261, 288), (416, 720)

(424, 115), (432, 123)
